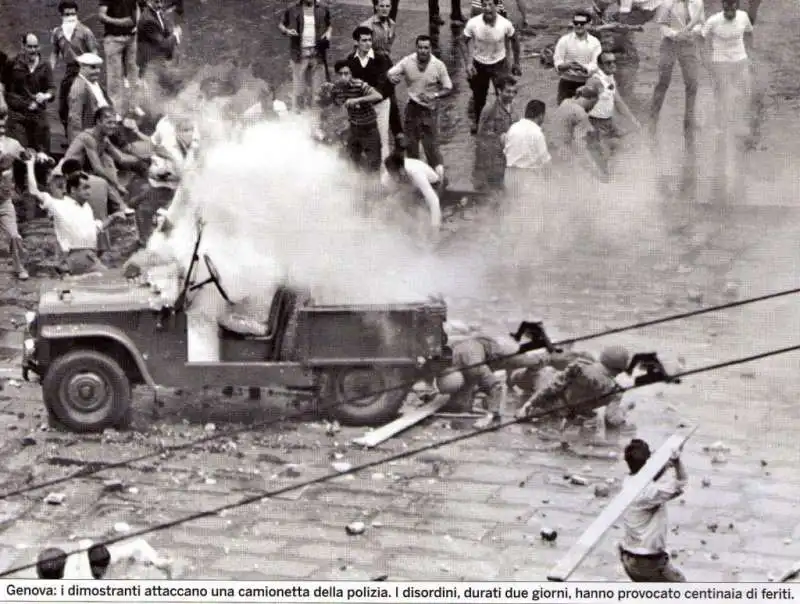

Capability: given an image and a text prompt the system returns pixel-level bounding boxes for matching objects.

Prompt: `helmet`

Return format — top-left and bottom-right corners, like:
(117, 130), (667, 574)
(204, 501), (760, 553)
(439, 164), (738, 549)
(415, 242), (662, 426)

(599, 345), (630, 373)
(436, 371), (465, 394)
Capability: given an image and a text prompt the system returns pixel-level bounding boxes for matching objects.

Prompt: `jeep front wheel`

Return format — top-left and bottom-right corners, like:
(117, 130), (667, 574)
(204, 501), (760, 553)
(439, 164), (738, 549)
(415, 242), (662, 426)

(42, 350), (132, 433)
(322, 367), (411, 427)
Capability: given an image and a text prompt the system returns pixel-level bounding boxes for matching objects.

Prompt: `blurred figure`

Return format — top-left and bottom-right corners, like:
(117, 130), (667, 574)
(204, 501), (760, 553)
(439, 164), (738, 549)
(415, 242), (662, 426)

(67, 53), (114, 144)
(553, 11), (601, 104)
(50, 1), (99, 138)
(279, 0), (332, 114)
(88, 544), (111, 579)
(0, 113), (32, 280)
(3, 34), (54, 152)
(137, 0), (182, 78)
(648, 0), (704, 149)
(382, 146), (442, 232)
(473, 74), (518, 192)
(98, 0), (140, 112)
(546, 85), (600, 177)
(504, 98), (551, 197)
(387, 35), (453, 179)
(36, 548), (67, 579)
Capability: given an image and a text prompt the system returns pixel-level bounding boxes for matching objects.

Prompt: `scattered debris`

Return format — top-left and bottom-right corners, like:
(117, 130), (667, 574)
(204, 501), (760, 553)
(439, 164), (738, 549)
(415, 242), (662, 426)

(703, 441), (731, 454)
(569, 475), (589, 486)
(701, 477), (712, 488)
(44, 492), (65, 505)
(345, 521), (366, 536)
(372, 574), (389, 581)
(114, 522), (131, 534)
(324, 421), (341, 436)
(707, 522), (719, 533)
(103, 479), (125, 493)
(760, 460), (768, 468)
(281, 464), (302, 478)
(332, 461), (352, 473)
(594, 484), (610, 498)
(540, 528), (557, 542)
(204, 423), (216, 433)
(687, 290), (703, 303)
(711, 454), (727, 464)
(740, 371), (756, 380)
(20, 436), (36, 446)
(710, 553), (720, 561)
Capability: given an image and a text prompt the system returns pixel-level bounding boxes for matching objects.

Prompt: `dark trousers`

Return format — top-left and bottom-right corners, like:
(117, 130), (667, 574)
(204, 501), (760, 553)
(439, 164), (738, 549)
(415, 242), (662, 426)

(650, 38), (699, 145)
(427, 0), (464, 19)
(404, 99), (443, 168)
(620, 550), (686, 582)
(469, 59), (507, 128)
(347, 123), (382, 173)
(129, 185), (176, 246)
(58, 63), (80, 132)
(557, 79), (584, 105)
(389, 91), (403, 136)
(7, 111), (51, 153)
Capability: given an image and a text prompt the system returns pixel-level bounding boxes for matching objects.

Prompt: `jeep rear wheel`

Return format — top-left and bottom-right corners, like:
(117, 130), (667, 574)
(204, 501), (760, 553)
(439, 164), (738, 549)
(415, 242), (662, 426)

(42, 350), (132, 433)
(323, 367), (411, 427)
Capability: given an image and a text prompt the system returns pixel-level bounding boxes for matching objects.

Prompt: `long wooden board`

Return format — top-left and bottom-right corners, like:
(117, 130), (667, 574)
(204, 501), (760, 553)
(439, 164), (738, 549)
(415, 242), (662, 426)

(547, 425), (698, 582)
(352, 396), (450, 448)
(779, 561), (800, 583)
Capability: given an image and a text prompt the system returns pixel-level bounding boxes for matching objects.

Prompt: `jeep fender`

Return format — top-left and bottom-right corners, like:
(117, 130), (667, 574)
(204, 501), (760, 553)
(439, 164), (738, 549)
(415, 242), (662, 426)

(40, 324), (156, 387)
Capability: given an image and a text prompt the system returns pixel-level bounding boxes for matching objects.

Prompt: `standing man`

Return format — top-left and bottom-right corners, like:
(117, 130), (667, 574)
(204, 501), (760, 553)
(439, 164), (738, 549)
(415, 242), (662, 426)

(553, 11), (602, 104)
(279, 0), (332, 114)
(588, 0), (643, 114)
(504, 99), (551, 197)
(319, 61), (383, 173)
(700, 0), (753, 201)
(387, 35), (453, 181)
(3, 34), (55, 152)
(473, 74), (518, 192)
(137, 0), (182, 78)
(50, 1), (99, 138)
(586, 52), (640, 176)
(648, 0), (704, 147)
(347, 27), (394, 167)
(461, 0), (521, 135)
(619, 439), (688, 582)
(0, 113), (32, 280)
(546, 85), (600, 176)
(98, 0), (140, 113)
(67, 53), (114, 144)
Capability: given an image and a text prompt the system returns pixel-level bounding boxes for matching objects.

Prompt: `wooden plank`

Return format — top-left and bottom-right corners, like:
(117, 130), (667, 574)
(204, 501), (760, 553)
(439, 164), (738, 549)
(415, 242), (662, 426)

(352, 396), (450, 448)
(546, 425), (698, 582)
(779, 561), (800, 582)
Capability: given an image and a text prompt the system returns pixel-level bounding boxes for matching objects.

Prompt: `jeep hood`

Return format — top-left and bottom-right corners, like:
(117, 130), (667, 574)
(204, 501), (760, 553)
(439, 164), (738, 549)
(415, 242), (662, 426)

(38, 276), (169, 315)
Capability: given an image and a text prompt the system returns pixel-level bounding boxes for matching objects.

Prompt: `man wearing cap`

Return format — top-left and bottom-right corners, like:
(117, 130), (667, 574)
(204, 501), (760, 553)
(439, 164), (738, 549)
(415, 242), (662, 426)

(50, 1), (99, 137)
(516, 344), (634, 439)
(67, 53), (114, 143)
(3, 34), (55, 153)
(553, 11), (602, 104)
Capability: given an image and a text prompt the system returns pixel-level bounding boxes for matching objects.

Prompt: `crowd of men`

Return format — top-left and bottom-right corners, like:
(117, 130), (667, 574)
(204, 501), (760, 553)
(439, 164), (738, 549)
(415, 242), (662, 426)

(0, 0), (764, 279)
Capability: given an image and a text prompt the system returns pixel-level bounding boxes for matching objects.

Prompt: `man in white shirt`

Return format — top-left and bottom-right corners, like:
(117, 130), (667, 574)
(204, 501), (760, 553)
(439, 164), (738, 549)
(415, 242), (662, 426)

(461, 0), (521, 134)
(381, 148), (442, 231)
(387, 35), (453, 179)
(586, 52), (640, 175)
(26, 157), (123, 275)
(649, 0), (705, 148)
(620, 438), (687, 582)
(553, 10), (602, 104)
(701, 0), (753, 199)
(504, 99), (550, 200)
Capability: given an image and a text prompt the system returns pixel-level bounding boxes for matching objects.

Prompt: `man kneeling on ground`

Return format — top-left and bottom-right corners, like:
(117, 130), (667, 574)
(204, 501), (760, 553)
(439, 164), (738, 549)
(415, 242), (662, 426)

(26, 156), (125, 275)
(381, 146), (443, 232)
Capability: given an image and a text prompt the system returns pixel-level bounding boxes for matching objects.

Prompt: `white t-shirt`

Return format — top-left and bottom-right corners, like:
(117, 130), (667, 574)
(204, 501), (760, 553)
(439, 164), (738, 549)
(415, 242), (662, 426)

(504, 119), (551, 169)
(301, 7), (316, 49)
(701, 10), (752, 63)
(39, 192), (102, 253)
(588, 70), (616, 119)
(464, 14), (516, 65)
(381, 157), (442, 227)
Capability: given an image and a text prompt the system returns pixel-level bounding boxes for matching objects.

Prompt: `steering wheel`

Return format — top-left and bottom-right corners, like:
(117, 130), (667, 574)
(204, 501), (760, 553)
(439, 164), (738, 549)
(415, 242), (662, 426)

(202, 253), (231, 302)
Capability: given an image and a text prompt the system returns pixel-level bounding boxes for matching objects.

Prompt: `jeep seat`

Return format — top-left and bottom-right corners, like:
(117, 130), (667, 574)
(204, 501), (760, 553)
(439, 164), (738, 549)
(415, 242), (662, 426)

(218, 300), (271, 337)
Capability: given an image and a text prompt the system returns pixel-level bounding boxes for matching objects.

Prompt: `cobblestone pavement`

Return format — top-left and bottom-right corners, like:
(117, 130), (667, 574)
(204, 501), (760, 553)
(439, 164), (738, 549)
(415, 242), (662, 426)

(1, 0), (799, 584)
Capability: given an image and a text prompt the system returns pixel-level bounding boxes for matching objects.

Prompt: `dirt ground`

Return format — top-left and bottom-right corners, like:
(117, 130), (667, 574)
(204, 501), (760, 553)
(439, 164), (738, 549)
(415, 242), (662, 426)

(0, 0), (799, 583)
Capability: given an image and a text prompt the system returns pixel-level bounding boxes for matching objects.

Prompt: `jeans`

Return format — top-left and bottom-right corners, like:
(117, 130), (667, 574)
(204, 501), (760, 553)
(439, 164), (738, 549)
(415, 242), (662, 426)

(289, 54), (324, 113)
(347, 123), (382, 173)
(104, 35), (139, 111)
(469, 59), (507, 128)
(650, 38), (699, 145)
(404, 99), (443, 168)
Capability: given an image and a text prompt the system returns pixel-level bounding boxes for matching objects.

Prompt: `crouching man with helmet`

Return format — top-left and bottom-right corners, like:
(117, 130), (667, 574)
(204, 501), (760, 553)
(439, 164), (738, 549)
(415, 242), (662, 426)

(515, 344), (634, 442)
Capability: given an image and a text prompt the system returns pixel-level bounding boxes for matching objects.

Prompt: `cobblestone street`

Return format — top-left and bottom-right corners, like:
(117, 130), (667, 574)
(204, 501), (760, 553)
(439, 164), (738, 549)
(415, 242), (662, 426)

(1, 0), (800, 585)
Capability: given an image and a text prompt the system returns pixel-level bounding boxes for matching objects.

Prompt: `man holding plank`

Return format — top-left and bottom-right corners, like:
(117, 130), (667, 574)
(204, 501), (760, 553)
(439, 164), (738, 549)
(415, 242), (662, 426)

(619, 438), (688, 581)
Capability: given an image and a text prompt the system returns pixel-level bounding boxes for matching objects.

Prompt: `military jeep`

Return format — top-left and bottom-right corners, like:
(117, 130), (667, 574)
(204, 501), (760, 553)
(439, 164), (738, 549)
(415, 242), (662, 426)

(21, 235), (452, 433)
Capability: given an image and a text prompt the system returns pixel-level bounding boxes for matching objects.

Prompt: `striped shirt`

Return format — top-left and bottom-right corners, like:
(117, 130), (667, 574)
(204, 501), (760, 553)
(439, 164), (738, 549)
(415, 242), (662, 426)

(328, 79), (380, 126)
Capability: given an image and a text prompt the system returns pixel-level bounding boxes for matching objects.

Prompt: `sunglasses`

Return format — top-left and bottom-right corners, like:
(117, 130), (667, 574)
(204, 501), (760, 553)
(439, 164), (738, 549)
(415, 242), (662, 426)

(573, 20), (588, 25)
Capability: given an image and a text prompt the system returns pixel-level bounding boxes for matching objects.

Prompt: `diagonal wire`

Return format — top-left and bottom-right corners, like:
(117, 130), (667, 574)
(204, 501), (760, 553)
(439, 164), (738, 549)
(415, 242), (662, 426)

(2, 285), (799, 501)
(2, 343), (799, 578)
